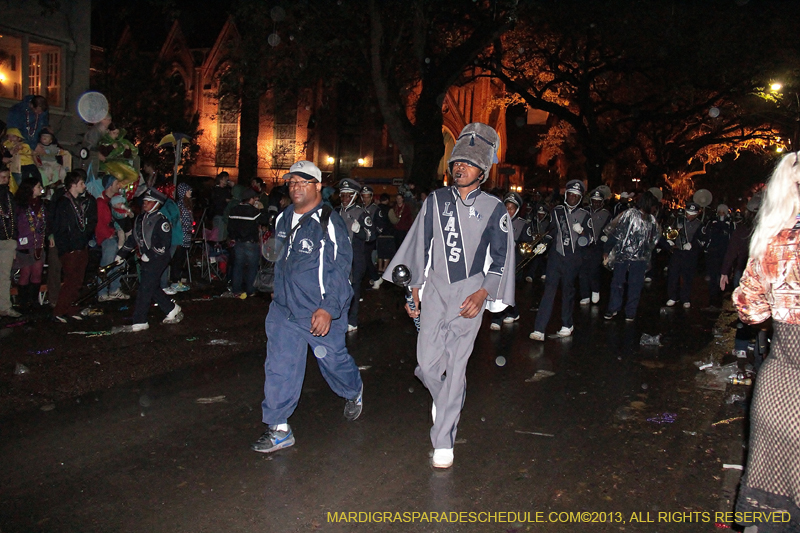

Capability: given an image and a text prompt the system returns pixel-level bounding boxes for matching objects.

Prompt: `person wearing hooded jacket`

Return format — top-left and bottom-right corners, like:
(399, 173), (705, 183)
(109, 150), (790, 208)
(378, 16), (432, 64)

(167, 182), (194, 293)
(227, 188), (267, 298)
(529, 180), (593, 341)
(383, 123), (515, 469)
(602, 191), (660, 321)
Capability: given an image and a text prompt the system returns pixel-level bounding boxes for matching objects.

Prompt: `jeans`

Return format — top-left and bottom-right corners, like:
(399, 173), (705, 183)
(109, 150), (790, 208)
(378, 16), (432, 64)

(232, 241), (260, 295)
(98, 238), (121, 296)
(607, 259), (648, 319)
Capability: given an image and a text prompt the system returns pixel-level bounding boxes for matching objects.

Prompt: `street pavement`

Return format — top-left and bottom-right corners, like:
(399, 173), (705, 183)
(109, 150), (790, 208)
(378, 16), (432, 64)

(0, 271), (751, 532)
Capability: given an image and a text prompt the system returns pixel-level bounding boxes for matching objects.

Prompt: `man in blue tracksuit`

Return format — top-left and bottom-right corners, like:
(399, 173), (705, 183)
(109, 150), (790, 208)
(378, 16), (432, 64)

(251, 160), (363, 454)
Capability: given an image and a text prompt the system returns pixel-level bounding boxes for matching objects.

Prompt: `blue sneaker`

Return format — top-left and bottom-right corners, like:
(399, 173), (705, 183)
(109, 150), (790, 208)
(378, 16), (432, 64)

(250, 425), (295, 453)
(344, 383), (363, 421)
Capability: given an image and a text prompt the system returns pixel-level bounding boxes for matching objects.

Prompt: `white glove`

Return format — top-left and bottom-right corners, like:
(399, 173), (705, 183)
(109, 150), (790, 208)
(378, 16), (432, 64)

(683, 243), (692, 251)
(667, 240), (674, 247)
(351, 220), (361, 233)
(534, 243), (547, 255)
(600, 235), (608, 242)
(114, 255), (124, 265)
(140, 253), (150, 262)
(572, 223), (583, 234)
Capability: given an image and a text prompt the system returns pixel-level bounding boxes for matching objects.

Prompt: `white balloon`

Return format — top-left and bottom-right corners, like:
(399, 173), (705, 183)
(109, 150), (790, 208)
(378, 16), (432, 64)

(708, 107), (720, 118)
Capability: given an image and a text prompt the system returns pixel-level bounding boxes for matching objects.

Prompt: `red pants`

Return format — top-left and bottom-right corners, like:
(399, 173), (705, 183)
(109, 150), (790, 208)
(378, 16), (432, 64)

(53, 249), (88, 316)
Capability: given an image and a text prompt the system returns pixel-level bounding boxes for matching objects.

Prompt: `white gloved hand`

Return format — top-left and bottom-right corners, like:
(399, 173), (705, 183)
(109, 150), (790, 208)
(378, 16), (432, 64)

(534, 243), (547, 255)
(140, 253), (150, 262)
(600, 235), (608, 242)
(667, 240), (675, 247)
(572, 223), (583, 234)
(351, 220), (361, 234)
(683, 243), (692, 251)
(114, 255), (124, 265)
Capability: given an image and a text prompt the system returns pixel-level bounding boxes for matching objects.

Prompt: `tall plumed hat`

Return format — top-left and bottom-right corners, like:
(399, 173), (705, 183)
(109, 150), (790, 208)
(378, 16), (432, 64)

(447, 123), (499, 183)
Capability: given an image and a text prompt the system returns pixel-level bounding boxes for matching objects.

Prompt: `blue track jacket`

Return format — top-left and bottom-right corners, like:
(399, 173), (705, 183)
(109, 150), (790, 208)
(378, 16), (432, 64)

(272, 202), (353, 326)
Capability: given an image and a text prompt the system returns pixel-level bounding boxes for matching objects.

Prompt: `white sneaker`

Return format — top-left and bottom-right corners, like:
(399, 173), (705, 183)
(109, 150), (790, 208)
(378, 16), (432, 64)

(502, 315), (519, 324)
(371, 278), (383, 289)
(347, 324), (358, 332)
(0, 308), (22, 318)
(163, 304), (183, 324)
(579, 298), (590, 305)
(525, 276), (533, 283)
(529, 331), (545, 341)
(591, 292), (600, 304)
(683, 302), (691, 309)
(490, 322), (501, 331)
(540, 275), (546, 280)
(733, 349), (747, 359)
(666, 299), (676, 307)
(98, 293), (113, 302)
(432, 448), (454, 469)
(109, 289), (130, 300)
(163, 286), (177, 295)
(644, 277), (652, 283)
(131, 323), (149, 332)
(555, 326), (573, 337)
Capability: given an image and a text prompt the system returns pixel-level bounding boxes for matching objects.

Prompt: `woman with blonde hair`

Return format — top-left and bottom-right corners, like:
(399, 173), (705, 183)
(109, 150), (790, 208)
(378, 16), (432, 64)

(733, 153), (800, 532)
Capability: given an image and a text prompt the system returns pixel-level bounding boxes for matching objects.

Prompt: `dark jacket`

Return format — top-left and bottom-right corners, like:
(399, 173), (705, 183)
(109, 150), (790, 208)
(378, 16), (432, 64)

(272, 202), (353, 326)
(721, 223), (752, 277)
(228, 202), (266, 243)
(119, 209), (172, 262)
(53, 192), (97, 255)
(210, 186), (232, 217)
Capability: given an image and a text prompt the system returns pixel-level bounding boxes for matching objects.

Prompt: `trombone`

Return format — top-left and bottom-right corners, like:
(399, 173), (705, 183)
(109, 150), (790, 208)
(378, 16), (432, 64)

(516, 233), (547, 275)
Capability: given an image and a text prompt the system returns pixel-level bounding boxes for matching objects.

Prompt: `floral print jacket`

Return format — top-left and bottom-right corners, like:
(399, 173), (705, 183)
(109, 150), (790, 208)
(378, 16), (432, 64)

(734, 228), (800, 325)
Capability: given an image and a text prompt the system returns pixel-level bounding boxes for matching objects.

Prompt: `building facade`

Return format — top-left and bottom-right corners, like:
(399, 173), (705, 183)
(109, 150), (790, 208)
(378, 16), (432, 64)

(0, 1), (91, 150)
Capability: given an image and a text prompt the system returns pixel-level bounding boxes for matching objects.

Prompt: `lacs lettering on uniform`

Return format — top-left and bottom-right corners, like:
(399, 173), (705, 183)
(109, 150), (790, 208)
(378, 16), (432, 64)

(442, 202), (461, 263)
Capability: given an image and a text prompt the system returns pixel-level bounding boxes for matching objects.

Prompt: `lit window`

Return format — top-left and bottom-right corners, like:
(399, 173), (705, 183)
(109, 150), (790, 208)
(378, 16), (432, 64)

(29, 41), (61, 107)
(0, 34), (22, 100)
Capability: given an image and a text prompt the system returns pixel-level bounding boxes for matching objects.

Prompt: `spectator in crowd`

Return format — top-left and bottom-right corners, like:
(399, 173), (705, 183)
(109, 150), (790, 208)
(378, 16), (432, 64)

(389, 193), (413, 249)
(34, 129), (67, 187)
(227, 188), (267, 298)
(210, 172), (232, 241)
(168, 183), (194, 293)
(14, 178), (47, 313)
(6, 95), (49, 150)
(3, 127), (36, 185)
(374, 193), (394, 273)
(0, 165), (20, 317)
(158, 190), (182, 295)
(96, 176), (130, 302)
(52, 171), (97, 322)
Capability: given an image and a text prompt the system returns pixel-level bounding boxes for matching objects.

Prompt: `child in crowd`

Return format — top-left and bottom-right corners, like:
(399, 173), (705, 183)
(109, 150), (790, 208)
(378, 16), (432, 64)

(3, 128), (35, 188)
(34, 129), (67, 187)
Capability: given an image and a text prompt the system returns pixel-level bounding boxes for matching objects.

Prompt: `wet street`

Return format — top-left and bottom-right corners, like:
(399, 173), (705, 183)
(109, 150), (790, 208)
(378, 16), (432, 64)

(0, 270), (752, 532)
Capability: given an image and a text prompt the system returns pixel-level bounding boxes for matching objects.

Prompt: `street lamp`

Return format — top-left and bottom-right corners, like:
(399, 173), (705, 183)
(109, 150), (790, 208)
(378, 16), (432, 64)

(326, 156), (335, 165)
(357, 158), (366, 166)
(771, 82), (783, 92)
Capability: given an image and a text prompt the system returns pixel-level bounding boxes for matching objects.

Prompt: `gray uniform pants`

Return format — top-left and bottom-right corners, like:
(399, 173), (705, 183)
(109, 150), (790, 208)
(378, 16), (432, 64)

(414, 273), (484, 450)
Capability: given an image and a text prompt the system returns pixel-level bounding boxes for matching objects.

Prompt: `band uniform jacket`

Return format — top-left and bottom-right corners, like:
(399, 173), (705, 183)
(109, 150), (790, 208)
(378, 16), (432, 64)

(383, 186), (516, 313)
(120, 209), (172, 260)
(545, 204), (593, 256)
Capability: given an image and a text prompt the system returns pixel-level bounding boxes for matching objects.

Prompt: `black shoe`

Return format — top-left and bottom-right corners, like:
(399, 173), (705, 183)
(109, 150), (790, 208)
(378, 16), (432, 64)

(344, 383), (363, 421)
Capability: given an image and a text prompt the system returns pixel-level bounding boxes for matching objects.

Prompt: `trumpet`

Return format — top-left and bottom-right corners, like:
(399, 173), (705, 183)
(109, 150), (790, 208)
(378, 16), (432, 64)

(516, 233), (547, 275)
(663, 226), (679, 241)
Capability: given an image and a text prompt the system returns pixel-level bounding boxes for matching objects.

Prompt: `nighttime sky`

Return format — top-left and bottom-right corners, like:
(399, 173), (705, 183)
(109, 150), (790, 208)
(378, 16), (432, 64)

(91, 0), (231, 50)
